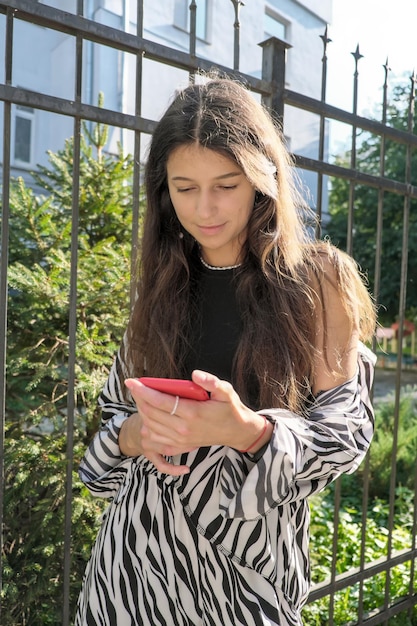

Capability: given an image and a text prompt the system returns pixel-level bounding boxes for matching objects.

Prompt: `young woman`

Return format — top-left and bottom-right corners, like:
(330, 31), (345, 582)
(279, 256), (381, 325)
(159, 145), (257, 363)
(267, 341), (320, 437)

(75, 78), (376, 626)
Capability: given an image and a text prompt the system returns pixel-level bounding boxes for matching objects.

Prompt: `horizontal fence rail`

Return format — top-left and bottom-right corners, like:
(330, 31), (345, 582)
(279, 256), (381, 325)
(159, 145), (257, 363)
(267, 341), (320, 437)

(1, 1), (416, 625)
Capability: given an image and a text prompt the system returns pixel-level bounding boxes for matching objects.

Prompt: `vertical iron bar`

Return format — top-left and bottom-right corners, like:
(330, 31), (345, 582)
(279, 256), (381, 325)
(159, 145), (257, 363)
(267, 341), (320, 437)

(229, 0), (243, 71)
(259, 36), (291, 125)
(189, 0), (197, 57)
(0, 8), (13, 616)
(62, 0), (83, 622)
(329, 48), (363, 619)
(409, 456), (417, 620)
(383, 70), (415, 623)
(347, 45), (363, 256)
(372, 59), (390, 329)
(357, 58), (390, 624)
(188, 0), (196, 83)
(120, 0), (129, 152)
(316, 26), (331, 237)
(328, 480), (342, 624)
(130, 0), (144, 308)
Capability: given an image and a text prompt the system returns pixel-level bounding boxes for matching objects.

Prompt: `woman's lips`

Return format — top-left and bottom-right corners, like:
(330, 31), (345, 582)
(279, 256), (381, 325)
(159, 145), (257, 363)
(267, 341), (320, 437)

(196, 223), (226, 236)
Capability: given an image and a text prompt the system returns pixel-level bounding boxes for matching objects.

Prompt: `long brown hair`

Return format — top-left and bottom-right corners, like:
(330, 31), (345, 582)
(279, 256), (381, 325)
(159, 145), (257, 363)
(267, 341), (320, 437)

(125, 77), (375, 412)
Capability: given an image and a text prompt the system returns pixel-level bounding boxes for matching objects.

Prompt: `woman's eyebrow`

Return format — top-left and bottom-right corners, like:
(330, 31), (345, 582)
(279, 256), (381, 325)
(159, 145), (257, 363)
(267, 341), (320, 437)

(170, 171), (242, 181)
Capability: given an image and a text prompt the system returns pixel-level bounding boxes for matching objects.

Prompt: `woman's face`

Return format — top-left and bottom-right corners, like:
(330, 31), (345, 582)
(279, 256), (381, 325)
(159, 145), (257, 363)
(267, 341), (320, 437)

(167, 144), (256, 267)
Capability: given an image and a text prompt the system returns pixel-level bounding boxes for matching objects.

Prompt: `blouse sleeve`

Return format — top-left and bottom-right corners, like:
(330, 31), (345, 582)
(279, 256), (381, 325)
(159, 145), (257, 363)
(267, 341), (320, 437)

(78, 341), (138, 498)
(218, 342), (376, 520)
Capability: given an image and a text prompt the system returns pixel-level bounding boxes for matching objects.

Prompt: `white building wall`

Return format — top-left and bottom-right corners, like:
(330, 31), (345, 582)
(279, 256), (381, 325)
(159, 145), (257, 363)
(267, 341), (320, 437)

(3, 0), (333, 208)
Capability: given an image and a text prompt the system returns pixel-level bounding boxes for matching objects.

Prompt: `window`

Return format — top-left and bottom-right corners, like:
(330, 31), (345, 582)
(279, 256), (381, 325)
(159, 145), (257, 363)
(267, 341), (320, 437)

(264, 9), (287, 41)
(174, 0), (208, 40)
(195, 1), (207, 40)
(14, 105), (34, 165)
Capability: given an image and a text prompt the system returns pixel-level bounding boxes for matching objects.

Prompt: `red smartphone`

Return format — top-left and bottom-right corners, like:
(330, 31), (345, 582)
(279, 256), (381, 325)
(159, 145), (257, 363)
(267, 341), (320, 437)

(138, 377), (209, 401)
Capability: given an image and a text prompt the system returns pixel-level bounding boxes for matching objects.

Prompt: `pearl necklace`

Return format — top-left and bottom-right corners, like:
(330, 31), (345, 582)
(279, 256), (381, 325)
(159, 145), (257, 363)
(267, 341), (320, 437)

(200, 256), (242, 271)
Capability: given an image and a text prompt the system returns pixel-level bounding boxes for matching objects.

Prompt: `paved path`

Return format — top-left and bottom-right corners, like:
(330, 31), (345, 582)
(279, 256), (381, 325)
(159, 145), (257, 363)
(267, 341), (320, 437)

(373, 367), (417, 402)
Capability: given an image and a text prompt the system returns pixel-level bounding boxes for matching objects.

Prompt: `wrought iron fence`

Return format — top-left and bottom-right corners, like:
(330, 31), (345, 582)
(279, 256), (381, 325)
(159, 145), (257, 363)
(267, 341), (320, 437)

(0, 1), (416, 624)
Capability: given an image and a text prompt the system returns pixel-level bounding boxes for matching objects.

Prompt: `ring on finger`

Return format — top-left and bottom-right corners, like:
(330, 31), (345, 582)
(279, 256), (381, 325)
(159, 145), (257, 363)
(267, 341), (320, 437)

(170, 395), (180, 416)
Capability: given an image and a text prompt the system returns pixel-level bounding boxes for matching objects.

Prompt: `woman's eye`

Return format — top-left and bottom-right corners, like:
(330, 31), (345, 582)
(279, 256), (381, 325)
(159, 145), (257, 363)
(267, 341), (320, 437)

(175, 185), (237, 192)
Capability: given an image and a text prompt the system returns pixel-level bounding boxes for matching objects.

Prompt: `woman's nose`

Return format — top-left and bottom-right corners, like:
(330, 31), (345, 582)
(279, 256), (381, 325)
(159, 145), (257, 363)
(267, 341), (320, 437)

(195, 191), (215, 218)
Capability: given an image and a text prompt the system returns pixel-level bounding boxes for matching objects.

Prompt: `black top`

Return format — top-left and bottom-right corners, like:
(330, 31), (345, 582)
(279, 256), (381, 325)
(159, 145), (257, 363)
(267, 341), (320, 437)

(184, 264), (242, 384)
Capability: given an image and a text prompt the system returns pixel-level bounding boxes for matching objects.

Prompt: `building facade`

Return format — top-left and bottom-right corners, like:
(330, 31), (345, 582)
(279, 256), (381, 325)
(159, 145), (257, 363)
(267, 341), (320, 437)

(0, 0), (332, 205)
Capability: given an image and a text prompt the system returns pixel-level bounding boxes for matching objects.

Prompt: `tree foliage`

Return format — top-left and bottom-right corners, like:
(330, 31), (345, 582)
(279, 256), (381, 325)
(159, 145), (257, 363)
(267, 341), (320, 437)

(325, 83), (417, 322)
(7, 122), (136, 438)
(2, 114), (141, 623)
(2, 435), (104, 625)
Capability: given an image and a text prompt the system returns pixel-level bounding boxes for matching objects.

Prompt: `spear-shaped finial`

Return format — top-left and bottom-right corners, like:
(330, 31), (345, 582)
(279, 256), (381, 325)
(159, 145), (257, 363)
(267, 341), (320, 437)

(351, 44), (364, 66)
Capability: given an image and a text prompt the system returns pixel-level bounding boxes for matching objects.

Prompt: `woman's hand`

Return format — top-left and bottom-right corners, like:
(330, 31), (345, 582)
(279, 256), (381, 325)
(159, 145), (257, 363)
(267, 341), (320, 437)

(121, 371), (273, 476)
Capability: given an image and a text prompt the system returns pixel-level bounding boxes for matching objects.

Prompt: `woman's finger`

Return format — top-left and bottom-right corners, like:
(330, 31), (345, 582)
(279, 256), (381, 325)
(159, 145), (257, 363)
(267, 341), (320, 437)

(148, 452), (190, 476)
(191, 370), (235, 402)
(125, 378), (182, 416)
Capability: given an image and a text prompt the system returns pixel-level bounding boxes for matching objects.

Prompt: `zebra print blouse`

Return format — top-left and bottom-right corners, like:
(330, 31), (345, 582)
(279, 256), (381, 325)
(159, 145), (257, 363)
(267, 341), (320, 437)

(76, 342), (376, 626)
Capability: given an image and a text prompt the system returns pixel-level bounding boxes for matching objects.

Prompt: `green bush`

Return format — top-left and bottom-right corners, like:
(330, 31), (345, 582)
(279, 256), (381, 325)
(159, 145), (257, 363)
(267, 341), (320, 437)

(6, 115), (135, 439)
(304, 388), (417, 624)
(1, 432), (105, 625)
(367, 391), (417, 498)
(2, 111), (140, 623)
(305, 486), (417, 625)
